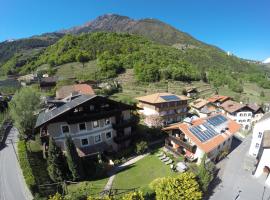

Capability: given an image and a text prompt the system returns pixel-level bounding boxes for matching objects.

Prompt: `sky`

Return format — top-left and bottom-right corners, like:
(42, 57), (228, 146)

(0, 0), (269, 61)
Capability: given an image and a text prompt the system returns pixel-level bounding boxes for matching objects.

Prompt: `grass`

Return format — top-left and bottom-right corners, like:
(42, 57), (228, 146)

(113, 154), (175, 194)
(66, 177), (109, 198)
(55, 61), (98, 80)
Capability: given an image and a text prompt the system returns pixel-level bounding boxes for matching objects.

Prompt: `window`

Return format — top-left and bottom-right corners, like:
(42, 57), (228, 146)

(81, 138), (89, 146)
(238, 120), (242, 123)
(243, 120), (246, 122)
(105, 132), (112, 140)
(90, 105), (95, 111)
(105, 118), (111, 125)
(61, 125), (69, 134)
(79, 123), (86, 131)
(94, 134), (102, 144)
(258, 132), (262, 138)
(93, 120), (99, 128)
(255, 143), (260, 148)
(247, 119), (250, 122)
(244, 113), (247, 117)
(240, 113), (243, 117)
(223, 141), (226, 146)
(248, 113), (252, 116)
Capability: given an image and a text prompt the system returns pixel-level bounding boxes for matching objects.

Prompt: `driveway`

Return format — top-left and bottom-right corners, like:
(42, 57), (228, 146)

(209, 135), (270, 200)
(0, 127), (32, 200)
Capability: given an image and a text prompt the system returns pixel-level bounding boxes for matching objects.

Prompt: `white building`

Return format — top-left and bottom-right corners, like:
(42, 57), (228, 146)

(253, 131), (270, 187)
(249, 113), (270, 157)
(220, 100), (263, 130)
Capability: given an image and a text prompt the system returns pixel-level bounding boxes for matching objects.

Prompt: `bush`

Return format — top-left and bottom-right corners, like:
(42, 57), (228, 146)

(122, 191), (144, 200)
(135, 141), (148, 155)
(18, 140), (37, 193)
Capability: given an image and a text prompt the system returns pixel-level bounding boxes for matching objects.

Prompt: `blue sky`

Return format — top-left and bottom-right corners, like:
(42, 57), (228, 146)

(1, 0), (269, 61)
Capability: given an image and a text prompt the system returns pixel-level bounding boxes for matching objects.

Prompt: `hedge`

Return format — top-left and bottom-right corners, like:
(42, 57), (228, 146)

(18, 140), (37, 193)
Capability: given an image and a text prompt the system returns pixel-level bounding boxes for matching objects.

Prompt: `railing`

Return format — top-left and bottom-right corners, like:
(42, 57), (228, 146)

(167, 134), (196, 153)
(112, 117), (137, 130)
(113, 134), (133, 143)
(164, 143), (183, 156)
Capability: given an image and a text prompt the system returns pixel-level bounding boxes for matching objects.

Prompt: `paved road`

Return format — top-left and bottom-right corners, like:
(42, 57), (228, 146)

(0, 127), (32, 200)
(209, 135), (270, 200)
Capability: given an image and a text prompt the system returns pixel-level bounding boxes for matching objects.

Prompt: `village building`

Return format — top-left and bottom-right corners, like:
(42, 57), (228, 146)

(163, 114), (240, 164)
(221, 100), (264, 130)
(185, 87), (198, 98)
(252, 130), (270, 187)
(190, 98), (221, 118)
(208, 95), (231, 107)
(56, 84), (95, 100)
(39, 76), (58, 91)
(136, 93), (189, 127)
(35, 94), (136, 157)
(249, 112), (270, 157)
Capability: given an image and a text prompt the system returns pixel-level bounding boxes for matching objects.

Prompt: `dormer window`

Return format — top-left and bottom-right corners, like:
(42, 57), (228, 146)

(61, 125), (70, 134)
(90, 105), (95, 111)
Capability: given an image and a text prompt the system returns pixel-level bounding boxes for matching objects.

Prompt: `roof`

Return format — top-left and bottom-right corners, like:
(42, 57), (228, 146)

(163, 114), (240, 153)
(35, 95), (95, 128)
(208, 95), (230, 103)
(136, 93), (189, 104)
(263, 131), (270, 148)
(186, 87), (197, 93)
(40, 76), (58, 83)
(220, 100), (245, 113)
(56, 84), (95, 99)
(190, 98), (209, 109)
(247, 103), (263, 113)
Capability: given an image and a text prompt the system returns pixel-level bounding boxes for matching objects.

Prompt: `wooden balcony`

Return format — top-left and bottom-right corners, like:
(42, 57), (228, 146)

(112, 117), (137, 130)
(166, 134), (196, 153)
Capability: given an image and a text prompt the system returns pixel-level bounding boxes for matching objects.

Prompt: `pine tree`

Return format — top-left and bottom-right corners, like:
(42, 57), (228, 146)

(47, 137), (67, 182)
(65, 136), (85, 181)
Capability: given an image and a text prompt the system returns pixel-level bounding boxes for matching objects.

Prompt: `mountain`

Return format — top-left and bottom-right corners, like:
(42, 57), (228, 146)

(0, 33), (64, 66)
(59, 14), (213, 48)
(263, 57), (270, 64)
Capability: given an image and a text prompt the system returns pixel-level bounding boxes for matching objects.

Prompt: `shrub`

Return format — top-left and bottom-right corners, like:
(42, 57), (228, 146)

(122, 191), (144, 200)
(48, 193), (64, 200)
(135, 141), (148, 155)
(18, 140), (37, 193)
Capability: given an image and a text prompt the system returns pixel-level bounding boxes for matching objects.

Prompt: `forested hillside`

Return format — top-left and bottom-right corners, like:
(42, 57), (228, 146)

(3, 32), (269, 92)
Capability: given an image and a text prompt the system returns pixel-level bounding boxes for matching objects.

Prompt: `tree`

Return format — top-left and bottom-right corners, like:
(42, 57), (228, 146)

(76, 51), (90, 68)
(260, 91), (265, 97)
(144, 115), (163, 128)
(48, 193), (64, 200)
(150, 172), (202, 200)
(122, 191), (144, 200)
(9, 87), (40, 137)
(47, 137), (67, 182)
(197, 154), (215, 192)
(65, 136), (85, 181)
(135, 141), (148, 155)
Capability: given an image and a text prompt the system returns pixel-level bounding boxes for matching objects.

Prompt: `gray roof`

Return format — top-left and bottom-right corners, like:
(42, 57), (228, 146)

(35, 95), (96, 128)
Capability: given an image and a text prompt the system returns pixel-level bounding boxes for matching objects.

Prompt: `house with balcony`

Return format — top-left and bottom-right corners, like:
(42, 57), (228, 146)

(163, 114), (240, 164)
(35, 94), (136, 157)
(220, 100), (264, 130)
(190, 98), (221, 118)
(136, 93), (189, 127)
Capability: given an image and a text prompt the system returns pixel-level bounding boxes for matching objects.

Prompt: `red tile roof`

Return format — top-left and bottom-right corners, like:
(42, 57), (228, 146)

(208, 95), (231, 103)
(56, 84), (95, 99)
(163, 114), (240, 153)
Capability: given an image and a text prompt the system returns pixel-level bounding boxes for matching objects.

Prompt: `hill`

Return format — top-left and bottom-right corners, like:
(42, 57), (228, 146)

(0, 14), (269, 91)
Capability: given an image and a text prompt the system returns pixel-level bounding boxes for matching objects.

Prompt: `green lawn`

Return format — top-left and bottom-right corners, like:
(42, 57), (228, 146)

(67, 177), (109, 198)
(113, 154), (175, 194)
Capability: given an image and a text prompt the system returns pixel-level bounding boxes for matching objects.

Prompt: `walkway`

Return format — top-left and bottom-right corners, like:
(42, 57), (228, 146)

(0, 127), (33, 200)
(102, 153), (149, 193)
(209, 135), (270, 200)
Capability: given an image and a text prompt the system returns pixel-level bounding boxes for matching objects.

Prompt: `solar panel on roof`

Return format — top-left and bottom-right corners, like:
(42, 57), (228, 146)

(189, 123), (219, 143)
(160, 95), (180, 102)
(207, 115), (227, 126)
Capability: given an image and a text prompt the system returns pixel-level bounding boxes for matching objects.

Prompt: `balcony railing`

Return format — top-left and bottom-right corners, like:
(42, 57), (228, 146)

(166, 134), (196, 153)
(113, 134), (133, 144)
(112, 117), (137, 130)
(165, 143), (183, 156)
